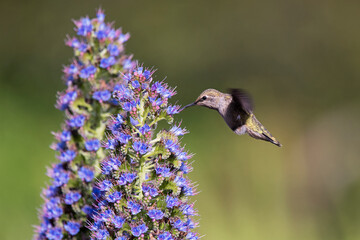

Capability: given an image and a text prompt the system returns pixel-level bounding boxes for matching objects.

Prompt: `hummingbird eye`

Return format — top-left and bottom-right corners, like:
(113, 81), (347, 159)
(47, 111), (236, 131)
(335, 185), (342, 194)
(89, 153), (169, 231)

(201, 96), (207, 100)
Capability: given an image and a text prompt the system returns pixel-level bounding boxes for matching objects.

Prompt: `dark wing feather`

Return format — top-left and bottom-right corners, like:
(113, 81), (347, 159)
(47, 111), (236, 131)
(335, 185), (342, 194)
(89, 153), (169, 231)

(229, 88), (254, 114)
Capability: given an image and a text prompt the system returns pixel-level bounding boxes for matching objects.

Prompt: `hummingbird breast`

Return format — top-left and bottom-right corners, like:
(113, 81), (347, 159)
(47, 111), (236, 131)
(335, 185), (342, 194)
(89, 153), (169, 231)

(220, 99), (249, 134)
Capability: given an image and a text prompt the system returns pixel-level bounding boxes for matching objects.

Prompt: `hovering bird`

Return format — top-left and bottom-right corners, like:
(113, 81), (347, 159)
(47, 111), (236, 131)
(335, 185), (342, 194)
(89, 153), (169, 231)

(182, 88), (282, 147)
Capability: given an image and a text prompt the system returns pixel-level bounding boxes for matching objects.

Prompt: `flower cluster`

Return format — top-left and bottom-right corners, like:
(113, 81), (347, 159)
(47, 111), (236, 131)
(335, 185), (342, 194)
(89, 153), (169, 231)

(35, 9), (135, 239)
(35, 9), (199, 240)
(89, 67), (199, 239)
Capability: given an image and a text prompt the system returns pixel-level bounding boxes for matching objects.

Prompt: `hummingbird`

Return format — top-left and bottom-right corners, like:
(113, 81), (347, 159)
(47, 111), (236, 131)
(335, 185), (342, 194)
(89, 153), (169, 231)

(182, 88), (282, 147)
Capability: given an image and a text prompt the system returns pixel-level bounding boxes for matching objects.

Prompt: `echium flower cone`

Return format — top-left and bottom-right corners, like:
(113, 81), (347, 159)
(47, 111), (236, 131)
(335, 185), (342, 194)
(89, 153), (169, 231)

(35, 9), (199, 240)
(90, 67), (199, 240)
(35, 9), (136, 239)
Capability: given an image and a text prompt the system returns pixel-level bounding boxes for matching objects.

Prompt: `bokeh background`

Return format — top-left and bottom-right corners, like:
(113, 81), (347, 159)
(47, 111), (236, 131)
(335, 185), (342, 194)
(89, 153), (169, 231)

(1, 1), (360, 239)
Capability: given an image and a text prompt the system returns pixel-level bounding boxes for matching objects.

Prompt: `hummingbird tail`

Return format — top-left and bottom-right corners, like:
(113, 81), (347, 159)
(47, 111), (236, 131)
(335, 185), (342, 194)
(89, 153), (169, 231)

(261, 132), (282, 147)
(246, 115), (282, 147)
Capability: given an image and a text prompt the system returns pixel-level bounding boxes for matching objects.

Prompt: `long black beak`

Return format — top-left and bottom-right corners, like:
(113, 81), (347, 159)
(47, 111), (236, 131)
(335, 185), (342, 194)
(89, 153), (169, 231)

(180, 102), (197, 112)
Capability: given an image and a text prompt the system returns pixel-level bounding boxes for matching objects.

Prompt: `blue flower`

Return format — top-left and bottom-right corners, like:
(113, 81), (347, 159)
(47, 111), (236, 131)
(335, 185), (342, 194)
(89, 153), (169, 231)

(106, 191), (122, 203)
(100, 56), (116, 68)
(131, 226), (142, 237)
(166, 196), (180, 208)
(105, 139), (118, 150)
(131, 223), (148, 237)
(181, 204), (196, 216)
(127, 201), (142, 215)
(107, 44), (120, 56)
(147, 209), (164, 220)
(93, 90), (111, 102)
(59, 150), (76, 162)
(124, 173), (137, 183)
(76, 17), (93, 36)
(64, 221), (81, 235)
(172, 219), (186, 232)
(118, 133), (132, 144)
(46, 227), (63, 240)
(96, 9), (105, 22)
(118, 33), (130, 43)
(44, 198), (63, 219)
(100, 209), (113, 222)
(78, 166), (94, 182)
(139, 124), (151, 135)
(82, 205), (95, 217)
(170, 125), (188, 136)
(58, 91), (78, 110)
(174, 176), (187, 187)
(158, 232), (173, 240)
(95, 229), (109, 240)
(167, 105), (180, 115)
(68, 115), (86, 128)
(51, 166), (69, 187)
(85, 139), (100, 151)
(99, 180), (113, 191)
(79, 65), (97, 79)
(133, 141), (150, 154)
(112, 216), (125, 228)
(156, 166), (172, 177)
(186, 232), (199, 240)
(65, 192), (81, 204)
(60, 130), (71, 142)
(118, 175), (127, 185)
(132, 80), (140, 88)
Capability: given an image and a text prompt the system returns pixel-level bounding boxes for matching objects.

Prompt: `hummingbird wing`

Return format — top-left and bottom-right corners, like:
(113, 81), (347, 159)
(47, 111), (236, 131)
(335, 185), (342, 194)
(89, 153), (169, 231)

(229, 88), (254, 114)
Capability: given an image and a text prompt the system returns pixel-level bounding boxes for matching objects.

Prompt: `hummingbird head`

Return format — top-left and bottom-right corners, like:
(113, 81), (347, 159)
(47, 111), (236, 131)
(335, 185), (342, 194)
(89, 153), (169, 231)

(182, 89), (223, 110)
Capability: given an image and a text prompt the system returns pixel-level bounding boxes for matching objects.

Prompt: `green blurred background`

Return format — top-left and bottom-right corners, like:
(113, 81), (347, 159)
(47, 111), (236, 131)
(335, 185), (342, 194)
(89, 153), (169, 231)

(1, 1), (360, 239)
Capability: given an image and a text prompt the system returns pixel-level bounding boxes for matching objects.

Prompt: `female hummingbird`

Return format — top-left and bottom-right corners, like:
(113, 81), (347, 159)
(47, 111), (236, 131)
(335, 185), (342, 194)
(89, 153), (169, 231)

(182, 88), (282, 147)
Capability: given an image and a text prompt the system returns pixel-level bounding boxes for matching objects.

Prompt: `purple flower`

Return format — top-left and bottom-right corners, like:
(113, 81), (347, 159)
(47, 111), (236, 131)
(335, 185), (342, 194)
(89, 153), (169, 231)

(131, 80), (140, 89)
(96, 9), (105, 22)
(68, 115), (86, 128)
(127, 201), (142, 215)
(158, 232), (173, 240)
(76, 17), (93, 36)
(93, 90), (111, 102)
(65, 192), (81, 205)
(100, 56), (116, 68)
(174, 176), (188, 187)
(60, 130), (71, 142)
(181, 204), (196, 216)
(112, 216), (125, 228)
(147, 209), (164, 220)
(59, 150), (76, 162)
(131, 223), (148, 237)
(99, 180), (113, 191)
(106, 191), (122, 203)
(167, 105), (180, 115)
(139, 124), (151, 135)
(78, 167), (94, 182)
(79, 65), (97, 79)
(118, 33), (130, 43)
(156, 166), (172, 177)
(107, 44), (120, 56)
(44, 198), (63, 219)
(64, 221), (81, 235)
(166, 196), (180, 208)
(58, 91), (77, 110)
(133, 141), (150, 155)
(118, 133), (132, 144)
(95, 229), (109, 240)
(170, 125), (188, 136)
(186, 232), (199, 240)
(50, 166), (69, 187)
(46, 227), (63, 240)
(85, 139), (100, 151)
(82, 205), (94, 216)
